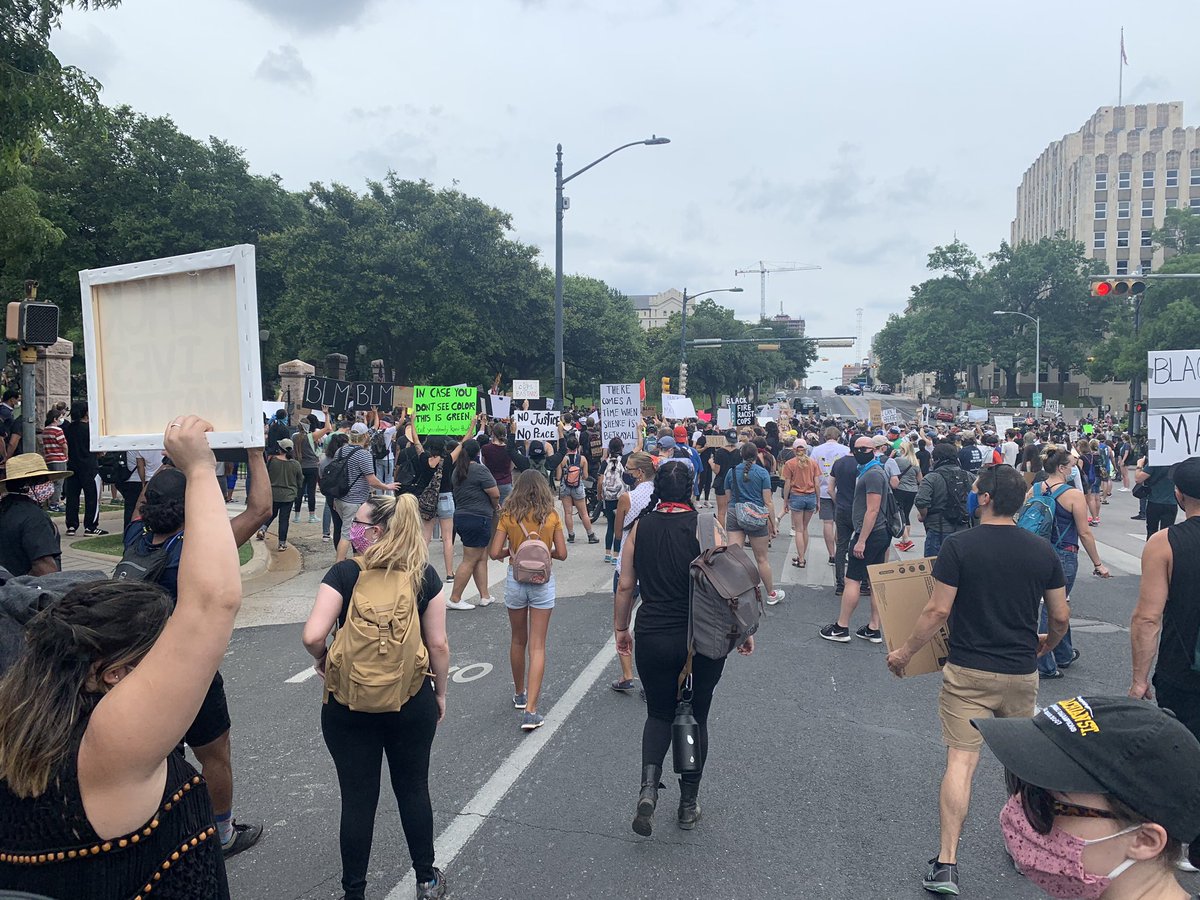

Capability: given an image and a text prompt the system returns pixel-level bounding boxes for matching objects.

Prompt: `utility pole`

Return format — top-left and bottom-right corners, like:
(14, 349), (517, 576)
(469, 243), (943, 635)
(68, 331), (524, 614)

(20, 281), (39, 454)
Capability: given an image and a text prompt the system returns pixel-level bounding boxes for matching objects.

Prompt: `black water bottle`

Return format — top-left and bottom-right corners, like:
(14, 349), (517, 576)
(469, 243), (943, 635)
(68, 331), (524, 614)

(672, 700), (701, 774)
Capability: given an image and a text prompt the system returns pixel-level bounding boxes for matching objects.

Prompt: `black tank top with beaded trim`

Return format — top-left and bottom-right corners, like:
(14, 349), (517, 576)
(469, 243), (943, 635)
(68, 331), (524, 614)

(0, 745), (229, 899)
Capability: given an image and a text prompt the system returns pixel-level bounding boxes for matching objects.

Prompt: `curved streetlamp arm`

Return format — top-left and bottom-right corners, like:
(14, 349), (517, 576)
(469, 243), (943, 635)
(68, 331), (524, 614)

(562, 140), (659, 185)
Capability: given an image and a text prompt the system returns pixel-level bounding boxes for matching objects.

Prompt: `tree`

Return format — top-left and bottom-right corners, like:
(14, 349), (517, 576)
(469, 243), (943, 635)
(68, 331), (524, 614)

(1153, 207), (1200, 255)
(561, 276), (646, 400)
(0, 1), (121, 300)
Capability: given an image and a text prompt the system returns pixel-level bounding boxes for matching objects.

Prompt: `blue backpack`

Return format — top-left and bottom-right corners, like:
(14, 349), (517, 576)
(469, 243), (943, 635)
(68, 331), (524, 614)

(1016, 483), (1071, 547)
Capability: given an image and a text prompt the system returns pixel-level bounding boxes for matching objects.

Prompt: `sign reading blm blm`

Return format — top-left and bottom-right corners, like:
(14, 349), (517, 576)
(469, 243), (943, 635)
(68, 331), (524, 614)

(303, 376), (395, 413)
(1148, 349), (1200, 465)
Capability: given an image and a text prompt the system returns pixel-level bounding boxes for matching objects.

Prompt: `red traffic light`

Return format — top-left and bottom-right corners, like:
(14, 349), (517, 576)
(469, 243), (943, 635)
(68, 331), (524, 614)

(1092, 278), (1146, 297)
(1093, 281), (1112, 296)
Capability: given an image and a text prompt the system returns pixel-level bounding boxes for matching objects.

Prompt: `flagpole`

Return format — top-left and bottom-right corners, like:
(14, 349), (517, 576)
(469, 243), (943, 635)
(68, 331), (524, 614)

(1118, 27), (1124, 106)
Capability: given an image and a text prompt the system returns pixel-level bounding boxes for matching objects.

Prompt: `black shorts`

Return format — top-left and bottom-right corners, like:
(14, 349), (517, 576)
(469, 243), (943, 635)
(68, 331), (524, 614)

(845, 529), (890, 583)
(184, 671), (231, 748)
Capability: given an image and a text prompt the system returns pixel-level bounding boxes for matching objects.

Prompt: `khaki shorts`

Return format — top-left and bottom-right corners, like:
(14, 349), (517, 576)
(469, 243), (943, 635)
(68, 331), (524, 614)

(938, 662), (1039, 751)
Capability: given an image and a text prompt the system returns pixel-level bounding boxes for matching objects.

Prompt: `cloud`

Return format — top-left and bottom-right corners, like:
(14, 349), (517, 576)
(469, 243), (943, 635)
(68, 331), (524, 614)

(1124, 76), (1172, 104)
(351, 130), (437, 181)
(826, 235), (926, 267)
(255, 45), (313, 89)
(237, 0), (375, 31)
(50, 24), (120, 86)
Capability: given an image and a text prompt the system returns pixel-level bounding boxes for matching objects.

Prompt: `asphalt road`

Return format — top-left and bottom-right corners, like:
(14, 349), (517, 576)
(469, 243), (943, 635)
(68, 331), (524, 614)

(207, 487), (1195, 900)
(808, 389), (922, 424)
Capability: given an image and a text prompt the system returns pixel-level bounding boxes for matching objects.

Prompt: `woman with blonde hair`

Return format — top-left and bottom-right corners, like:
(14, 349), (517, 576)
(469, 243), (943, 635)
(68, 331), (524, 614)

(892, 439), (922, 552)
(303, 492), (450, 900)
(489, 470), (568, 731)
(780, 438), (821, 568)
(0, 415), (240, 899)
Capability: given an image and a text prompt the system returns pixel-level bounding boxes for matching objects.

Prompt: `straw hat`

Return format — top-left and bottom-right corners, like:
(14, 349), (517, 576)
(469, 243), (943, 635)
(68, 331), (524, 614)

(1, 453), (72, 484)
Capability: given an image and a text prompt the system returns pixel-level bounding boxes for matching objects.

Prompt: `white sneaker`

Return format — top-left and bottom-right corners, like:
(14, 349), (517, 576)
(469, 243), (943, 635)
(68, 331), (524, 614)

(766, 589), (785, 606)
(445, 600), (476, 611)
(476, 596), (494, 608)
(1119, 487), (1130, 492)
(1177, 848), (1199, 873)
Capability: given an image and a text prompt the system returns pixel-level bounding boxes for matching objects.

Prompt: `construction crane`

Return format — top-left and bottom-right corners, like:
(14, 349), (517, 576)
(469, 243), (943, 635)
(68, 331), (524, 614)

(734, 260), (821, 321)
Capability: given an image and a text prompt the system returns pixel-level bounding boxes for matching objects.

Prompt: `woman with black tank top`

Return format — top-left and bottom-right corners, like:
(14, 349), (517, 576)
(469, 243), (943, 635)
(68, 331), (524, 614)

(0, 415), (240, 899)
(614, 461), (755, 837)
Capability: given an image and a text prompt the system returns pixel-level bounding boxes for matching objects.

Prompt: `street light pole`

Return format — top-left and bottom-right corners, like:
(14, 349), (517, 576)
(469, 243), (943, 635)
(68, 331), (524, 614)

(679, 285), (742, 394)
(993, 310), (1040, 405)
(553, 136), (670, 408)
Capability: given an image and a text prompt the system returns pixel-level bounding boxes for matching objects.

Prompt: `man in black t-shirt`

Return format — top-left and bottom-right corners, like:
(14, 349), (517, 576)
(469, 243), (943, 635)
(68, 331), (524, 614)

(886, 464), (1069, 895)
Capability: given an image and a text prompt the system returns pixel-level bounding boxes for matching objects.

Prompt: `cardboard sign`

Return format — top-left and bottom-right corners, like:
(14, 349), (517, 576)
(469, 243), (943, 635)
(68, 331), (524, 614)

(413, 385), (477, 435)
(662, 393), (696, 420)
(994, 414), (1014, 434)
(513, 409), (558, 441)
(1148, 349), (1200, 465)
(881, 408), (900, 426)
(512, 379), (540, 400)
(869, 557), (948, 678)
(302, 376), (395, 413)
(600, 383), (641, 446)
(868, 399), (882, 424)
(730, 401), (754, 428)
(79, 244), (262, 450)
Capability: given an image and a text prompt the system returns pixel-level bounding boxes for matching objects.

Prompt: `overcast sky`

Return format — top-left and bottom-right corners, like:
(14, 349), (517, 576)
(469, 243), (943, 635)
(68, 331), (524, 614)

(53, 0), (1200, 382)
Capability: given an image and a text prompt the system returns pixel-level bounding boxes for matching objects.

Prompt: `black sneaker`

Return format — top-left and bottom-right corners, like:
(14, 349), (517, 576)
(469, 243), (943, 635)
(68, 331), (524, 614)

(922, 858), (959, 895)
(819, 623), (851, 643)
(567, 533), (576, 543)
(65, 527), (77, 536)
(416, 867), (447, 899)
(84, 528), (109, 536)
(855, 625), (883, 644)
(1130, 513), (1146, 520)
(587, 533), (600, 544)
(834, 582), (845, 596)
(1059, 648), (1081, 669)
(860, 583), (872, 597)
(221, 820), (263, 858)
(1040, 669), (1065, 680)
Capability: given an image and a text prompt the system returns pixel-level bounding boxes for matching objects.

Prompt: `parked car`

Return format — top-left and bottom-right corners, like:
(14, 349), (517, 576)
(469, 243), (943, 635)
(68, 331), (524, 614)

(808, 385), (822, 392)
(935, 409), (955, 422)
(834, 384), (863, 396)
(876, 384), (894, 395)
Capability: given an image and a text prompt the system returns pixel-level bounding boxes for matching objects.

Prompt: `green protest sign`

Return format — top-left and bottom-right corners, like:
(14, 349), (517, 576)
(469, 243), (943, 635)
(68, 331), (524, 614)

(413, 386), (477, 435)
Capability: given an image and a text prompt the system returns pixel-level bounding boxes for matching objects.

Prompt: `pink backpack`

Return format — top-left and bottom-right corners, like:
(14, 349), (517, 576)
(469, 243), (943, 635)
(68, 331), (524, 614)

(512, 521), (553, 584)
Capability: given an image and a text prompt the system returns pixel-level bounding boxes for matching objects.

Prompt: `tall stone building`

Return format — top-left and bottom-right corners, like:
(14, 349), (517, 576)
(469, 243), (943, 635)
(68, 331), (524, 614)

(1012, 102), (1200, 275)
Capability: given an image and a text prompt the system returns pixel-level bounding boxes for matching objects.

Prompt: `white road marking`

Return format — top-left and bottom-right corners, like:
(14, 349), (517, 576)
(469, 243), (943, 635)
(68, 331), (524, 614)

(285, 666), (319, 683)
(386, 636), (618, 899)
(1093, 539), (1142, 576)
(451, 662), (492, 683)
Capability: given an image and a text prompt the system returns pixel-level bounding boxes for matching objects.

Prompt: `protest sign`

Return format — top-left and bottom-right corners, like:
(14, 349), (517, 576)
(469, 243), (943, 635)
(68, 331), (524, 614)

(868, 400), (882, 424)
(79, 244), (263, 450)
(993, 414), (1014, 434)
(730, 401), (754, 427)
(600, 383), (641, 446)
(485, 394), (512, 420)
(302, 376), (395, 413)
(1148, 349), (1200, 464)
(662, 393), (696, 420)
(881, 408), (900, 426)
(413, 385), (477, 435)
(512, 380), (540, 400)
(716, 408), (732, 430)
(967, 409), (989, 423)
(513, 409), (558, 441)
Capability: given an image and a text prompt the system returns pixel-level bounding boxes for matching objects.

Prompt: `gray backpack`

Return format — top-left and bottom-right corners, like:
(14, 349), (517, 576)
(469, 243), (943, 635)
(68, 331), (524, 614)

(687, 514), (763, 659)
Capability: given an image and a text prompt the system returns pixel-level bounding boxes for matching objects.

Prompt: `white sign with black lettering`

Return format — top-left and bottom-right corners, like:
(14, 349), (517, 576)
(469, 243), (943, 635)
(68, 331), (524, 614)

(662, 393), (696, 420)
(511, 380), (540, 400)
(512, 409), (558, 442)
(600, 383), (641, 446)
(881, 408), (900, 425)
(1148, 349), (1200, 465)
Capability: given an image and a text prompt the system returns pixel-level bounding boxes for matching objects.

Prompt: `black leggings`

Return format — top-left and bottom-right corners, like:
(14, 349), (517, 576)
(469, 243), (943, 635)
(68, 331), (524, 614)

(634, 627), (726, 785)
(697, 468), (713, 500)
(1146, 501), (1178, 538)
(321, 683), (439, 896)
(266, 500), (293, 543)
(603, 499), (620, 552)
(896, 489), (916, 528)
(294, 468), (318, 514)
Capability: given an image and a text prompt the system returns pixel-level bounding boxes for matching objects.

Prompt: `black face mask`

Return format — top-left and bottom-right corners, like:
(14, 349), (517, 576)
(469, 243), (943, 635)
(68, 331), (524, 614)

(622, 472), (638, 488)
(852, 448), (876, 465)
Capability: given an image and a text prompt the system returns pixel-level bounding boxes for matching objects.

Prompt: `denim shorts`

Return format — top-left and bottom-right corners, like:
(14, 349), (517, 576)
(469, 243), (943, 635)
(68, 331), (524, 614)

(788, 492), (817, 512)
(559, 484), (586, 500)
(454, 512), (491, 548)
(437, 491), (455, 519)
(506, 570), (556, 610)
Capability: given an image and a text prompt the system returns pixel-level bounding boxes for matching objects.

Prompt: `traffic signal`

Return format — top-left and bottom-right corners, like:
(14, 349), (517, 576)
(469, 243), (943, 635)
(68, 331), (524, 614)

(1092, 278), (1146, 297)
(5, 300), (59, 346)
(1134, 402), (1146, 414)
(661, 376), (671, 395)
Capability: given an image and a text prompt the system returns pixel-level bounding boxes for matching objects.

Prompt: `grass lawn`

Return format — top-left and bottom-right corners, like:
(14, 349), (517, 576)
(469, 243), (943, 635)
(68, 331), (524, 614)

(49, 503), (122, 518)
(73, 534), (255, 566)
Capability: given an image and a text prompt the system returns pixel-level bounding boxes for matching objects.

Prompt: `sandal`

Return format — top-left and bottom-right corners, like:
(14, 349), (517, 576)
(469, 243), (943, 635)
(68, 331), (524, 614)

(792, 557), (806, 568)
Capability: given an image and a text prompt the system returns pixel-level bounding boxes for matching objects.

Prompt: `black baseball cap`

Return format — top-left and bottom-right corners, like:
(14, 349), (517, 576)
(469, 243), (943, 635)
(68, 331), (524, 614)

(145, 467), (187, 503)
(1170, 457), (1200, 501)
(974, 696), (1200, 843)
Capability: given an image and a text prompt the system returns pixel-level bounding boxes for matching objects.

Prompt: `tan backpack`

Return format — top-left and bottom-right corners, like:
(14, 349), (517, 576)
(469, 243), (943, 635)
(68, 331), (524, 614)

(324, 558), (430, 713)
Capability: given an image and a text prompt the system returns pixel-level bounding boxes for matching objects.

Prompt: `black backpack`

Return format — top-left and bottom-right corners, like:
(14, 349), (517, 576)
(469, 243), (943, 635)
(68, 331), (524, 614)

(97, 452), (133, 485)
(370, 429), (390, 460)
(320, 447), (363, 500)
(113, 530), (183, 584)
(936, 466), (974, 527)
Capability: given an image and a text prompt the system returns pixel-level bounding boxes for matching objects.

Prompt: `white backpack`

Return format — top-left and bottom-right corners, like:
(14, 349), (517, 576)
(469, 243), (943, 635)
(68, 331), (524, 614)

(601, 457), (625, 501)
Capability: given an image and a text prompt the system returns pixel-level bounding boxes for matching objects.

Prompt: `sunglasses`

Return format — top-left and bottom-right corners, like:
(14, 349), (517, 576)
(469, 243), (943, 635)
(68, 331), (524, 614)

(1051, 799), (1120, 820)
(352, 519), (378, 527)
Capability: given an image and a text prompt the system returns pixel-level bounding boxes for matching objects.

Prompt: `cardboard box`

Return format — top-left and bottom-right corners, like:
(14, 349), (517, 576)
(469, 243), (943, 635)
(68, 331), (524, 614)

(868, 557), (949, 677)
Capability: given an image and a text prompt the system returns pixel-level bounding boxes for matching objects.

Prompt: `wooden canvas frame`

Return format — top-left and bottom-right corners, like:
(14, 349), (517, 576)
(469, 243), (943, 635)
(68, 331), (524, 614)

(79, 244), (263, 450)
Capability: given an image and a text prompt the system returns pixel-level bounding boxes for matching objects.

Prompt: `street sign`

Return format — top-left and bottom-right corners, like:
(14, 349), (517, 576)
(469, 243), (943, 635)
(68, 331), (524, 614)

(1031, 392), (1043, 408)
(989, 395), (1000, 405)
